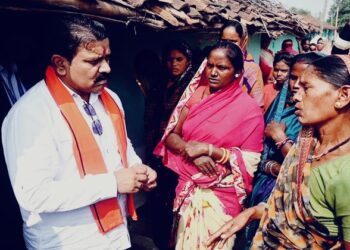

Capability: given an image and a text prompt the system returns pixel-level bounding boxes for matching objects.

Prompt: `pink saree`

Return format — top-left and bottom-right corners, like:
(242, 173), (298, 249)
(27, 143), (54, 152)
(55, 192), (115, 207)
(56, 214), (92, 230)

(154, 66), (264, 217)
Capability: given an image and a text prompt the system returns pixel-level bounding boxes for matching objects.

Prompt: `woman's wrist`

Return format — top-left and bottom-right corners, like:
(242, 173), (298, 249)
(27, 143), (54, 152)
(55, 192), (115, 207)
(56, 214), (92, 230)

(208, 145), (231, 164)
(245, 203), (267, 223)
(241, 207), (255, 224)
(208, 143), (213, 157)
(273, 133), (287, 143)
(251, 203), (267, 220)
(216, 148), (230, 164)
(263, 160), (280, 177)
(275, 137), (293, 149)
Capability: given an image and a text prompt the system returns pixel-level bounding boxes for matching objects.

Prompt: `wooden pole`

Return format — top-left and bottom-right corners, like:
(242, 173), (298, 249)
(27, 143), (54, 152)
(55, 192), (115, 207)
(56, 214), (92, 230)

(335, 5), (339, 29)
(320, 0), (328, 35)
(335, 5), (339, 38)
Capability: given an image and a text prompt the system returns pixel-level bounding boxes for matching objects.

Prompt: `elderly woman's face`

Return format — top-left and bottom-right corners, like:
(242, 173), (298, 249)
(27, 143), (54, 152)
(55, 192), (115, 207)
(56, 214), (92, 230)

(205, 48), (235, 91)
(166, 49), (190, 77)
(293, 66), (339, 126)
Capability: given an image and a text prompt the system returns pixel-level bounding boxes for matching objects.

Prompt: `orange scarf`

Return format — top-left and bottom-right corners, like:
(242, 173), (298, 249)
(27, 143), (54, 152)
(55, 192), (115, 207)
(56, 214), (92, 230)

(45, 66), (137, 233)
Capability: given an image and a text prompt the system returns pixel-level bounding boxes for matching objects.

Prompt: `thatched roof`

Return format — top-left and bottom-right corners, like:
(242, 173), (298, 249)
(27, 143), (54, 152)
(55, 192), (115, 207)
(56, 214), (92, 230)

(0, 0), (320, 37)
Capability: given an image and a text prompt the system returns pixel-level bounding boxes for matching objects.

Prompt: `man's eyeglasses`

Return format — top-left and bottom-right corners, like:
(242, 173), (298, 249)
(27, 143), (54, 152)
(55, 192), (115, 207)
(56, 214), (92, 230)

(83, 103), (103, 136)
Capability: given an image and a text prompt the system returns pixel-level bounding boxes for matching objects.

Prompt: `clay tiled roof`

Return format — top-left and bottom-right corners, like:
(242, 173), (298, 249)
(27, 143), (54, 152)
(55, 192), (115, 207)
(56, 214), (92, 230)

(0, 0), (320, 37)
(299, 14), (336, 32)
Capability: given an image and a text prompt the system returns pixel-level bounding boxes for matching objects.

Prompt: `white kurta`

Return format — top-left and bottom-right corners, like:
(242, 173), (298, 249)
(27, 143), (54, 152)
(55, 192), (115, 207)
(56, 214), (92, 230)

(2, 80), (142, 250)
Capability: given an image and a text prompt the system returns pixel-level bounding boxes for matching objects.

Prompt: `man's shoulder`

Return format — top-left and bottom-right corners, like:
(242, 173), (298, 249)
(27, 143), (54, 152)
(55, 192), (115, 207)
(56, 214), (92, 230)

(7, 80), (52, 118)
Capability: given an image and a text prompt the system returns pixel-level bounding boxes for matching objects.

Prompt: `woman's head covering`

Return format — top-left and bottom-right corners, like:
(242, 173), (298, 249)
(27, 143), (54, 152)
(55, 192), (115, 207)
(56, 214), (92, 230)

(239, 22), (249, 52)
(310, 35), (321, 45)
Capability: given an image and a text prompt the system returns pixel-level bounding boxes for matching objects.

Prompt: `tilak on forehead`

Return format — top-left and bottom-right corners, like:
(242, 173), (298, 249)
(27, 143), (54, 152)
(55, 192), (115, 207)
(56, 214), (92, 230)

(84, 39), (110, 57)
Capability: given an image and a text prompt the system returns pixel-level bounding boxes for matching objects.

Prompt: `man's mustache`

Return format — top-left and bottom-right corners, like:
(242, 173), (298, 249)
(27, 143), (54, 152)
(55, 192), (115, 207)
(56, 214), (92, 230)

(94, 74), (109, 83)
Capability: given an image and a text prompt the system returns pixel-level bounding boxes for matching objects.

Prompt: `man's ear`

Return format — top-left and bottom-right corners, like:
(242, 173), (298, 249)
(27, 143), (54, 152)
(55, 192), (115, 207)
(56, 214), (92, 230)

(51, 55), (68, 76)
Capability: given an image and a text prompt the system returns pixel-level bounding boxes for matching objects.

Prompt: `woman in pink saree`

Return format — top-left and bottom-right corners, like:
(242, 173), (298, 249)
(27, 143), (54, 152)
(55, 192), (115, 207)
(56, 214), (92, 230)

(154, 42), (264, 249)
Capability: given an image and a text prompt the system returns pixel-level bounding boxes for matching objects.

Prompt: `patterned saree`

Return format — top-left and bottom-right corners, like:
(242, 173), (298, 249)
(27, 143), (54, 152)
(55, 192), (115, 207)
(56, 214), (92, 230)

(251, 127), (340, 249)
(245, 80), (301, 248)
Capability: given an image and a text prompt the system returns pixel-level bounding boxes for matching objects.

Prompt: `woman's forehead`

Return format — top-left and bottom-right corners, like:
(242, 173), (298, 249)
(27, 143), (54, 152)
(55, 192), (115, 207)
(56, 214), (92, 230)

(169, 49), (186, 57)
(208, 48), (230, 59)
(291, 62), (308, 72)
(222, 27), (240, 38)
(300, 66), (315, 82)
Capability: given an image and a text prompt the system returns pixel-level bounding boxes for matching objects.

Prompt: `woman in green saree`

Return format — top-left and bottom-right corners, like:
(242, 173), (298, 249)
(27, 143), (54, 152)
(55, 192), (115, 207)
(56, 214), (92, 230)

(206, 54), (350, 249)
(245, 53), (323, 247)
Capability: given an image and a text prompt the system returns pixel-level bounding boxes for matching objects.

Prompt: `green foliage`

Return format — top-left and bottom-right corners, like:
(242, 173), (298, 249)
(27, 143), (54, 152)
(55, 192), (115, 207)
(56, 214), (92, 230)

(290, 7), (311, 16)
(328, 0), (350, 28)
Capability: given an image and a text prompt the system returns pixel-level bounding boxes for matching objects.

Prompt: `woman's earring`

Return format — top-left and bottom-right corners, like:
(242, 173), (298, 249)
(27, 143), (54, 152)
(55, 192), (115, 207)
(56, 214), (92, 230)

(335, 101), (342, 109)
(234, 74), (239, 78)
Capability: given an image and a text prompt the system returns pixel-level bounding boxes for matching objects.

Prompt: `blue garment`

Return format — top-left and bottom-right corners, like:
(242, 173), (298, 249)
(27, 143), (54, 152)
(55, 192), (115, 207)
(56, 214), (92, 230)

(245, 81), (301, 248)
(0, 63), (26, 106)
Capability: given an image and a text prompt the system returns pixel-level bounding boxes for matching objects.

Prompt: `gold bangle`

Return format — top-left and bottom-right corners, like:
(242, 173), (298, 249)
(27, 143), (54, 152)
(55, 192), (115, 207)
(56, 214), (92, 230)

(216, 148), (227, 164)
(222, 149), (231, 164)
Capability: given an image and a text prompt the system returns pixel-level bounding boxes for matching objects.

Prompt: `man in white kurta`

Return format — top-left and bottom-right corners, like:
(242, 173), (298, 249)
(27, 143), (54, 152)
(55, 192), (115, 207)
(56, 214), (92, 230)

(1, 15), (156, 250)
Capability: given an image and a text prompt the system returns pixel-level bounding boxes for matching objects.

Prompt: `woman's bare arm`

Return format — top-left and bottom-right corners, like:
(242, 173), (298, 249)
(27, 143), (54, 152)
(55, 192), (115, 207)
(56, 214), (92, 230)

(205, 202), (266, 249)
(165, 107), (189, 155)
